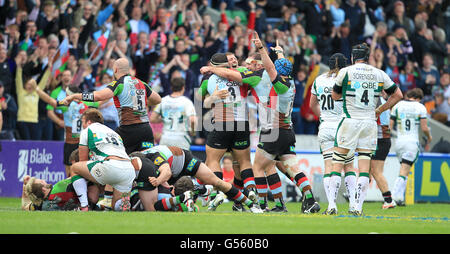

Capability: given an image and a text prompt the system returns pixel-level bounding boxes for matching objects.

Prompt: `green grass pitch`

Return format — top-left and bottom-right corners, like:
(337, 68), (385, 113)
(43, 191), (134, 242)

(0, 198), (448, 234)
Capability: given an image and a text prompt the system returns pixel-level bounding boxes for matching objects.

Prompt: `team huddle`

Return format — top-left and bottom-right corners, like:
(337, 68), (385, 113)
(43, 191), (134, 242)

(20, 32), (431, 216)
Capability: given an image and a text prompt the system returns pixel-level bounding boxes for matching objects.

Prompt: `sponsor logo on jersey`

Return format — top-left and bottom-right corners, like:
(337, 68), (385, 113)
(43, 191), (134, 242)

(154, 156), (164, 166)
(142, 142), (154, 148)
(186, 158), (198, 172)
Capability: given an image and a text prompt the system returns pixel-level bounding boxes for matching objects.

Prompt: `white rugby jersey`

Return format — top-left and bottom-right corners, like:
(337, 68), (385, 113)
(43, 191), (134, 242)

(154, 95), (196, 136)
(79, 122), (129, 161)
(377, 97), (391, 139)
(390, 100), (428, 142)
(311, 72), (343, 122)
(335, 63), (397, 120)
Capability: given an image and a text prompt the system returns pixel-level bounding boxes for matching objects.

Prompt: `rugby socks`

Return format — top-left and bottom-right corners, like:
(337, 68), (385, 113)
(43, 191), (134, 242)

(294, 172), (315, 204)
(393, 175), (407, 201)
(328, 172), (341, 210)
(344, 171), (357, 207)
(383, 191), (393, 203)
(240, 168), (256, 190)
(154, 194), (185, 211)
(233, 177), (244, 190)
(267, 173), (284, 208)
(72, 175), (88, 208)
(323, 174), (331, 202)
(254, 176), (269, 208)
(224, 186), (253, 208)
(355, 172), (370, 211)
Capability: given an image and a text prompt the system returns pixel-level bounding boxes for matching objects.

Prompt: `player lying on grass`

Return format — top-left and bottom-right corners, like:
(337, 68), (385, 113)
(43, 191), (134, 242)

(136, 145), (263, 213)
(21, 149), (102, 211)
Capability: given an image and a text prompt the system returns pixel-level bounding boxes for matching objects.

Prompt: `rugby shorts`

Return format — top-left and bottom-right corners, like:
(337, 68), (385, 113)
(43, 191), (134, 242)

(87, 159), (135, 193)
(115, 122), (154, 154)
(257, 128), (296, 160)
(206, 121), (250, 150)
(335, 118), (377, 151)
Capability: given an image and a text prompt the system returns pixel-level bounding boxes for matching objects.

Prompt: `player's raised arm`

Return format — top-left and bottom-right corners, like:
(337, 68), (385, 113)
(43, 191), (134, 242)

(253, 32), (277, 82)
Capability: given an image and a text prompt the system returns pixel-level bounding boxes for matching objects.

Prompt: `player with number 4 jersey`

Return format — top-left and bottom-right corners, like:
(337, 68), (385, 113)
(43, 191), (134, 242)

(331, 43), (403, 216)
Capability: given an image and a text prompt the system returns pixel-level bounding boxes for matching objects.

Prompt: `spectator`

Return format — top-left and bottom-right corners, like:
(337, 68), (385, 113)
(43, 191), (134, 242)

(0, 80), (17, 140)
(410, 20), (429, 66)
(0, 45), (13, 95)
(292, 67), (307, 134)
(418, 53), (440, 98)
(433, 93), (450, 126)
(95, 71), (119, 131)
(399, 60), (419, 93)
(427, 28), (448, 70)
(387, 1), (415, 37)
(15, 51), (51, 140)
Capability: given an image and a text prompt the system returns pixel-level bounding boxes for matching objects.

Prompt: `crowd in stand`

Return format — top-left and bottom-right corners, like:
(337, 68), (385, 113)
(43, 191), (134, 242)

(0, 0), (448, 144)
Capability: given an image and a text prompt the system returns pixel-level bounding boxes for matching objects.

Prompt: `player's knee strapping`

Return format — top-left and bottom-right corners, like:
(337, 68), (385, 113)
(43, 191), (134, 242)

(358, 152), (372, 161)
(345, 154), (354, 164)
(322, 151), (333, 161)
(332, 151), (347, 164)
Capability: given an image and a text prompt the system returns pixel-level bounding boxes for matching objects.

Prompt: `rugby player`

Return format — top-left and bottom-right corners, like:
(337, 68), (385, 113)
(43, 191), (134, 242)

(331, 43), (403, 216)
(32, 83), (100, 177)
(21, 149), (101, 211)
(139, 145), (263, 213)
(200, 32), (321, 213)
(70, 108), (138, 211)
(62, 57), (161, 154)
(390, 88), (431, 206)
(309, 53), (358, 215)
(370, 92), (396, 209)
(150, 77), (197, 150)
(198, 52), (258, 210)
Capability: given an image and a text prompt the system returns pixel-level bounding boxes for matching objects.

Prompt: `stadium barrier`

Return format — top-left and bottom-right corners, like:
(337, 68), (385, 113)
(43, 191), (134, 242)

(0, 141), (448, 203)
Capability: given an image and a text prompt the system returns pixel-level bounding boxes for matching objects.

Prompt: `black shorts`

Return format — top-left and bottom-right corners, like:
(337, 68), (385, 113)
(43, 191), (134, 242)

(135, 157), (159, 191)
(167, 150), (202, 185)
(257, 128), (296, 160)
(206, 121), (250, 150)
(372, 138), (391, 161)
(116, 122), (154, 154)
(63, 143), (79, 166)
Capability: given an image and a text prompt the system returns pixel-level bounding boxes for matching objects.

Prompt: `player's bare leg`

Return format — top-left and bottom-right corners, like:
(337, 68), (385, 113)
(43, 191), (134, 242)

(138, 189), (158, 211)
(252, 148), (276, 211)
(370, 159), (395, 209)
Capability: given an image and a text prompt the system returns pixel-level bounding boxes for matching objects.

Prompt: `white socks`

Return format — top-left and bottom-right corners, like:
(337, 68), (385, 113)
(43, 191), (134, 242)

(354, 174), (370, 212)
(393, 176), (408, 201)
(72, 177), (88, 207)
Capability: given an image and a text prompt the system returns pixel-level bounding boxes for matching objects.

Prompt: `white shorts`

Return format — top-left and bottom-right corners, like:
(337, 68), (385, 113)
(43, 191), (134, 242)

(87, 159), (135, 193)
(159, 134), (191, 150)
(318, 121), (339, 152)
(394, 139), (419, 163)
(335, 118), (377, 151)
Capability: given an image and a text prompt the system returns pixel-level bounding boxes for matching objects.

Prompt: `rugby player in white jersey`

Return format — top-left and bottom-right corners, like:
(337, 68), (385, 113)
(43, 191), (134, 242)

(331, 43), (403, 216)
(390, 88), (431, 206)
(150, 77), (197, 150)
(310, 53), (358, 215)
(70, 108), (138, 211)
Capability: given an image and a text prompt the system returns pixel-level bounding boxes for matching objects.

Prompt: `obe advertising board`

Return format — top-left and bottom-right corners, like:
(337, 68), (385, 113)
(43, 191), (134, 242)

(0, 141), (66, 197)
